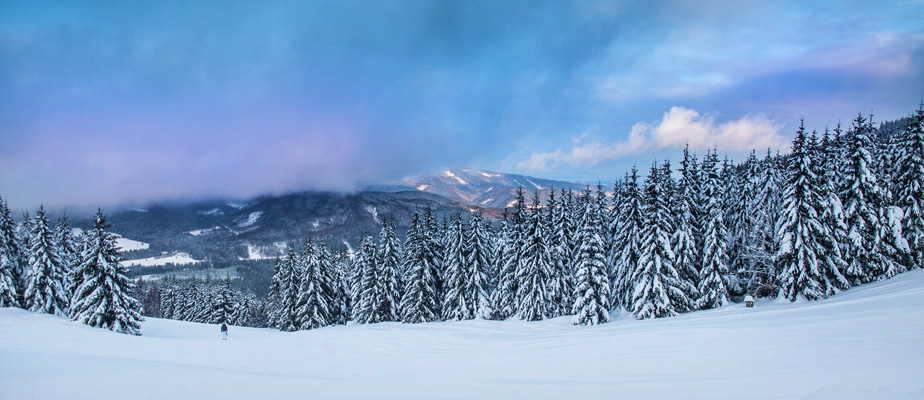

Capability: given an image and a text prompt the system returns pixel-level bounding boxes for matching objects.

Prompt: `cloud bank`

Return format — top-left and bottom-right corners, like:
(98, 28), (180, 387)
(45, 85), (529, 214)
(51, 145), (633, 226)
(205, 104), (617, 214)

(519, 107), (789, 171)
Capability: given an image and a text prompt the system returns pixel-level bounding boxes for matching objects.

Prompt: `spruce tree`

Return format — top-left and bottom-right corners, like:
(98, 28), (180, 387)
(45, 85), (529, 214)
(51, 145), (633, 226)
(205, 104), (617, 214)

(672, 147), (702, 310)
(776, 123), (832, 301)
(840, 114), (888, 283)
(612, 168), (643, 309)
(399, 212), (441, 323)
(571, 188), (610, 325)
(69, 210), (143, 334)
(632, 163), (692, 318)
(490, 211), (519, 320)
(816, 130), (851, 292)
(24, 206), (69, 316)
(466, 211), (494, 319)
(54, 215), (79, 297)
(698, 151), (730, 309)
(374, 221), (402, 322)
(441, 214), (470, 320)
(277, 248), (301, 331)
(491, 188), (527, 319)
(212, 274), (235, 324)
(897, 104), (924, 269)
(295, 240), (331, 329)
(516, 191), (554, 321)
(0, 198), (22, 307)
(545, 190), (572, 317)
(352, 236), (378, 323)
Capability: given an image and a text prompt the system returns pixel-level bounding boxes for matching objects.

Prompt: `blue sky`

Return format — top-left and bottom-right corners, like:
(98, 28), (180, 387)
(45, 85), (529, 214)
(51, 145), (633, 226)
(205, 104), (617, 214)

(1, 0), (923, 209)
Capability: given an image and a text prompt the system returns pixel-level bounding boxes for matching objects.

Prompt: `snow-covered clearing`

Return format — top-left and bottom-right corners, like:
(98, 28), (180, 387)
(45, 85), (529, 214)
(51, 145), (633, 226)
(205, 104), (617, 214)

(238, 211), (262, 228)
(187, 226), (222, 236)
(123, 252), (201, 267)
(2, 270), (924, 400)
(114, 236), (149, 251)
(244, 242), (286, 260)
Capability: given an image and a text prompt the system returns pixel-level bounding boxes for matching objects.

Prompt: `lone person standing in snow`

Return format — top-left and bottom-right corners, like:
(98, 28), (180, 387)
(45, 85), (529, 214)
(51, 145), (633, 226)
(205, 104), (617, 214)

(221, 322), (228, 340)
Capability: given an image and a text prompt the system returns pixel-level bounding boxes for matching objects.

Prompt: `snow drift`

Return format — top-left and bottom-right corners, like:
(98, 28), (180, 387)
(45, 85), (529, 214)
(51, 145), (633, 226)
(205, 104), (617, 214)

(2, 270), (924, 400)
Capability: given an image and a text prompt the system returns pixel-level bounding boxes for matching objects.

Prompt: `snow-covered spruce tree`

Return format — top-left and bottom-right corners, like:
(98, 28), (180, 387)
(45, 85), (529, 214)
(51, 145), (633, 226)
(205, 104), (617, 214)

(671, 146), (702, 310)
(24, 206), (69, 316)
(776, 123), (832, 301)
(491, 188), (527, 320)
(490, 211), (518, 320)
(352, 236), (377, 323)
(295, 240), (331, 329)
(571, 187), (610, 326)
(374, 221), (402, 322)
(749, 149), (783, 295)
(159, 280), (176, 320)
(266, 256), (284, 327)
(441, 214), (470, 320)
(840, 114), (888, 283)
(698, 151), (730, 309)
(423, 205), (444, 294)
(816, 130), (851, 292)
(545, 190), (572, 317)
(516, 191), (554, 321)
(631, 162), (692, 319)
(277, 248), (301, 331)
(726, 153), (755, 295)
(897, 104), (924, 269)
(612, 168), (643, 310)
(54, 215), (79, 295)
(69, 210), (142, 334)
(466, 211), (494, 319)
(399, 212), (441, 323)
(212, 274), (235, 324)
(318, 243), (346, 326)
(0, 198), (22, 307)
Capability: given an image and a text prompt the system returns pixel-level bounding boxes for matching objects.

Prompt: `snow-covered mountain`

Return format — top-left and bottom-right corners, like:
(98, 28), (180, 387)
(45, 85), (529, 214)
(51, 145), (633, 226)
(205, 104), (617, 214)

(399, 169), (587, 209)
(3, 268), (922, 399)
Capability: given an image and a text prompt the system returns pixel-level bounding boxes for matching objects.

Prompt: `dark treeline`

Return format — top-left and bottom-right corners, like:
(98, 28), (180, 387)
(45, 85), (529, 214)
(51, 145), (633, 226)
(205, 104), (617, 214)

(250, 105), (924, 329)
(3, 105), (923, 331)
(136, 274), (270, 328)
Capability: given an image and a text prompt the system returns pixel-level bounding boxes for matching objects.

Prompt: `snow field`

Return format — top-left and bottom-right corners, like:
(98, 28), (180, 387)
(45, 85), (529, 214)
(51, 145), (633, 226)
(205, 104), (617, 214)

(2, 269), (924, 400)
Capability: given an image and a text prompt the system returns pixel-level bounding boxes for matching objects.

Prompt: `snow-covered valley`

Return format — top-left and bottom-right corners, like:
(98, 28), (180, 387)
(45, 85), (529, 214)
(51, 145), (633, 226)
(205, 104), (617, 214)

(2, 269), (923, 400)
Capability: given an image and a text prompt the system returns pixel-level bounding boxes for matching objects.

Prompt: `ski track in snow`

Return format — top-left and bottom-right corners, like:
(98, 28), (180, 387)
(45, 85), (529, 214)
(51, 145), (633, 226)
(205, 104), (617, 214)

(2, 270), (924, 399)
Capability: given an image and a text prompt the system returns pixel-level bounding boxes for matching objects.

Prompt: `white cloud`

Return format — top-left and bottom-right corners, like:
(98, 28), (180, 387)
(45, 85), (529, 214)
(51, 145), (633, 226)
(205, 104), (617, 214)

(519, 106), (789, 171)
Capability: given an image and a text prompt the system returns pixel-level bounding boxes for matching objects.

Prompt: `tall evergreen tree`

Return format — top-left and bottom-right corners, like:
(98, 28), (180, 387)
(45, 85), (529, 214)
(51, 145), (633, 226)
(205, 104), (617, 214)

(295, 240), (331, 329)
(698, 151), (730, 309)
(441, 214), (471, 320)
(0, 199), (22, 307)
(546, 190), (572, 317)
(571, 188), (610, 325)
(69, 210), (143, 334)
(54, 215), (79, 297)
(632, 163), (692, 318)
(672, 147), (702, 310)
(353, 236), (378, 323)
(816, 130), (851, 292)
(212, 274), (235, 324)
(840, 114), (888, 283)
(24, 206), (69, 316)
(776, 123), (832, 301)
(491, 188), (527, 319)
(277, 248), (301, 331)
(374, 221), (402, 322)
(516, 191), (554, 321)
(399, 212), (442, 323)
(466, 211), (494, 319)
(612, 168), (643, 309)
(750, 149), (783, 295)
(897, 104), (924, 269)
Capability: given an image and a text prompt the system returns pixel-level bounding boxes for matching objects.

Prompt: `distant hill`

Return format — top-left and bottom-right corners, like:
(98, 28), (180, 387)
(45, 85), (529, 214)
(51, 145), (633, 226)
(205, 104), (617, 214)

(399, 169), (586, 209)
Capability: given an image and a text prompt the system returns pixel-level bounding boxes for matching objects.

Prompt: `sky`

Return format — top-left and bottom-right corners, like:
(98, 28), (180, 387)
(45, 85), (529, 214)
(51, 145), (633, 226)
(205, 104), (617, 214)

(1, 0), (923, 210)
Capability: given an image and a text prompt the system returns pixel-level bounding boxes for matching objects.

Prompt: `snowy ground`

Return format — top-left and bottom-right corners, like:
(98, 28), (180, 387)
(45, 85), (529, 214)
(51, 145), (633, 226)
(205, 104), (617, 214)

(2, 271), (924, 400)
